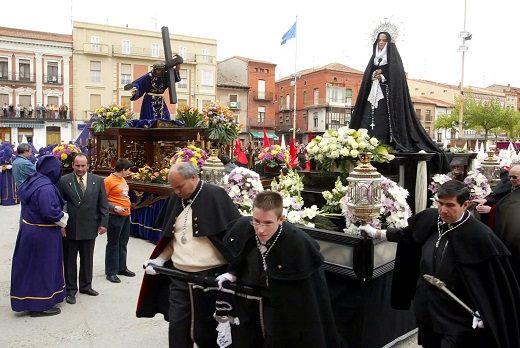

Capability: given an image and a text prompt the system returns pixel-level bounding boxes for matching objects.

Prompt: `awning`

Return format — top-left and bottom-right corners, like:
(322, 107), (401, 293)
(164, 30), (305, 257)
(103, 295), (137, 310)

(250, 131), (279, 140)
(0, 122), (45, 129)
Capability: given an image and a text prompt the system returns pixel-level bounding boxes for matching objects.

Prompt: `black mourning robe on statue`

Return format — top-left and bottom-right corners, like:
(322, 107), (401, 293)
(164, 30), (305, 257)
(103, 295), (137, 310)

(388, 208), (520, 348)
(136, 181), (241, 320)
(350, 32), (449, 173)
(223, 217), (341, 348)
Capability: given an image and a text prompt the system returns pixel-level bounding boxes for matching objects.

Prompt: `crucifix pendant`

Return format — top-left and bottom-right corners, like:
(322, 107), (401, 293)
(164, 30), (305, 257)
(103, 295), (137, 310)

(370, 123), (375, 130)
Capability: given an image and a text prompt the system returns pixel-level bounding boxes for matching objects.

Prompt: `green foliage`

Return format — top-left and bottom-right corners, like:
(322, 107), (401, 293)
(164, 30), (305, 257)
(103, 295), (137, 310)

(176, 106), (205, 127)
(434, 113), (458, 130)
(91, 104), (132, 133)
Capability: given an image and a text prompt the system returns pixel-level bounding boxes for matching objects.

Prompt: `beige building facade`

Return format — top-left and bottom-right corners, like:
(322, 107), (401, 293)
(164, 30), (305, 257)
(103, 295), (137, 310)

(73, 21), (217, 138)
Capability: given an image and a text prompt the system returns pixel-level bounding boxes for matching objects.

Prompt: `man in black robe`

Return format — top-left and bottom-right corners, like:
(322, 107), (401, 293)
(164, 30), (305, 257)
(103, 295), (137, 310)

(360, 180), (520, 348)
(217, 191), (340, 348)
(491, 164), (520, 280)
(136, 162), (241, 348)
(350, 32), (449, 173)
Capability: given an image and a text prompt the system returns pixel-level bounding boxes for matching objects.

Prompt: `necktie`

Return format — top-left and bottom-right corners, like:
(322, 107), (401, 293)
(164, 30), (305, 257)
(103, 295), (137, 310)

(78, 176), (86, 193)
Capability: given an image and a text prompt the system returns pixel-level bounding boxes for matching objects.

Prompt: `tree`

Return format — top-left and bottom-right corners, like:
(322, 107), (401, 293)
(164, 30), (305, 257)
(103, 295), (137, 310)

(434, 113), (458, 130)
(501, 108), (520, 139)
(450, 92), (503, 144)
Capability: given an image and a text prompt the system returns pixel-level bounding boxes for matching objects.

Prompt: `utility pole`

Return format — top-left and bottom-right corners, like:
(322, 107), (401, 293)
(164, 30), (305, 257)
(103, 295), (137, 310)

(457, 0), (471, 147)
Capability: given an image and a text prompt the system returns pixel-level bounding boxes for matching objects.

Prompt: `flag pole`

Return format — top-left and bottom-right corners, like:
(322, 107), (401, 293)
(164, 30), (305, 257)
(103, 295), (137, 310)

(292, 16), (298, 145)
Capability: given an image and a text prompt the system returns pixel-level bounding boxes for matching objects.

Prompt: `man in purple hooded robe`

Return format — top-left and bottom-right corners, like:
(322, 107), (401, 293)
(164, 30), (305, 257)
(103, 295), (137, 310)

(10, 155), (69, 317)
(0, 141), (17, 205)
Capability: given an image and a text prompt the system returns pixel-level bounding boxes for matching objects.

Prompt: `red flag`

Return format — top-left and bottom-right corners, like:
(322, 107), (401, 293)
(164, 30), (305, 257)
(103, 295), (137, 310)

(289, 134), (297, 166)
(308, 131), (313, 144)
(263, 128), (270, 148)
(234, 139), (248, 165)
(234, 139), (240, 155)
(305, 132), (312, 170)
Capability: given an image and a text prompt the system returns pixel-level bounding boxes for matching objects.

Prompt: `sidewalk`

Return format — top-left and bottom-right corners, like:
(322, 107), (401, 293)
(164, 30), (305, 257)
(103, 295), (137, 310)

(0, 203), (419, 347)
(0, 204), (168, 347)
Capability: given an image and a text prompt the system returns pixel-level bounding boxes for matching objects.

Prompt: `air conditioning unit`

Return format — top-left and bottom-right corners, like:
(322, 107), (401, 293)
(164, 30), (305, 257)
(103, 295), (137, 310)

(230, 101), (239, 108)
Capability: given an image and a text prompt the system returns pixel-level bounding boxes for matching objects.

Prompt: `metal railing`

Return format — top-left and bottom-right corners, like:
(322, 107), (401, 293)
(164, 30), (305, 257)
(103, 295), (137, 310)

(249, 119), (275, 127)
(44, 74), (62, 84)
(252, 91), (274, 101)
(14, 73), (35, 83)
(82, 43), (111, 55)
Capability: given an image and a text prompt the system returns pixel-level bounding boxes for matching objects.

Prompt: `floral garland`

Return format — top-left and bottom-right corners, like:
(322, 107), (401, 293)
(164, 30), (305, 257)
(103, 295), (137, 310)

(258, 144), (290, 168)
(91, 104), (133, 133)
(51, 143), (81, 168)
(202, 101), (241, 145)
(131, 166), (169, 184)
(170, 145), (208, 169)
(428, 170), (491, 206)
(270, 168), (319, 227)
(340, 176), (412, 234)
(223, 167), (264, 215)
(306, 127), (395, 172)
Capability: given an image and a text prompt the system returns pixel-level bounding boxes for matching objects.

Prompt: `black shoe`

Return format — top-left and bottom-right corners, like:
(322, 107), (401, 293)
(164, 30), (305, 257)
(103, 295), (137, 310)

(79, 289), (99, 296)
(66, 295), (76, 304)
(117, 269), (136, 277)
(29, 307), (61, 317)
(106, 274), (121, 283)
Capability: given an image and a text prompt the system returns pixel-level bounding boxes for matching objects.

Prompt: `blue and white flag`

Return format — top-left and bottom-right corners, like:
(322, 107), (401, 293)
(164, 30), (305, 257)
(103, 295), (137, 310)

(281, 21), (296, 45)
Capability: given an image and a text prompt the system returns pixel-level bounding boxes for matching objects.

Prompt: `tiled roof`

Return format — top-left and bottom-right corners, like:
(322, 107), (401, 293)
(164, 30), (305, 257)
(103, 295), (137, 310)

(277, 62), (363, 82)
(411, 96), (455, 107)
(408, 78), (460, 90)
(218, 56), (276, 66)
(465, 86), (506, 97)
(0, 26), (72, 43)
(216, 70), (249, 89)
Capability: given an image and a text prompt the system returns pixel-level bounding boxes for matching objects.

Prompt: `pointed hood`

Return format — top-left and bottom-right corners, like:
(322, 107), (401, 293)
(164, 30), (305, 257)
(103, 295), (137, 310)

(18, 155), (64, 206)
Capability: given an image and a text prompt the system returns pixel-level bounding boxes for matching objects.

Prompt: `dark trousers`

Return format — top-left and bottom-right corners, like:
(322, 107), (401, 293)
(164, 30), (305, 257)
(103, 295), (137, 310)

(418, 322), (486, 348)
(63, 237), (96, 295)
(105, 214), (130, 275)
(168, 265), (227, 348)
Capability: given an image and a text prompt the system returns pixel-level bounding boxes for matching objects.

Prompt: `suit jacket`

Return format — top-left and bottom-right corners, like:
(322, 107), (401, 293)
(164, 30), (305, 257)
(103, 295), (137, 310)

(58, 172), (109, 240)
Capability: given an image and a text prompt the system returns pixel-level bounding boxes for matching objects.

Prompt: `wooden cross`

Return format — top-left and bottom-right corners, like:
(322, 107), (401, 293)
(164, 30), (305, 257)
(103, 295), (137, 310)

(161, 26), (183, 104)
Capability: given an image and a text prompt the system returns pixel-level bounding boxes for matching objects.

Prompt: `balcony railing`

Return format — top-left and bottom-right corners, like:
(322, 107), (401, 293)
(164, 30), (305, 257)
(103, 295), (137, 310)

(112, 45), (162, 60)
(2, 107), (70, 120)
(249, 119), (275, 128)
(304, 97), (351, 108)
(82, 43), (111, 55)
(44, 74), (62, 84)
(195, 55), (216, 64)
(252, 91), (274, 101)
(14, 73), (35, 83)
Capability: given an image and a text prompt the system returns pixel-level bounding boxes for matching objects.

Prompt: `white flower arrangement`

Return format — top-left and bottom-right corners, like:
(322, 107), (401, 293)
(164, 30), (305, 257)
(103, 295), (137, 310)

(321, 177), (349, 214)
(340, 176), (412, 234)
(463, 170), (492, 200)
(270, 168), (319, 227)
(306, 126), (395, 172)
(428, 170), (491, 207)
(223, 167), (264, 215)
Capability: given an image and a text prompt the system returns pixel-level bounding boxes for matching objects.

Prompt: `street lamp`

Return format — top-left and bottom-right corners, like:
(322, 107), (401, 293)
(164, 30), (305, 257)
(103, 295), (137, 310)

(457, 0), (472, 147)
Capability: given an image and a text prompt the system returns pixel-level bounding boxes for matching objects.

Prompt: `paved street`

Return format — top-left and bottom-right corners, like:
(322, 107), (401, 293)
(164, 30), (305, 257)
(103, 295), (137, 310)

(0, 204), (419, 347)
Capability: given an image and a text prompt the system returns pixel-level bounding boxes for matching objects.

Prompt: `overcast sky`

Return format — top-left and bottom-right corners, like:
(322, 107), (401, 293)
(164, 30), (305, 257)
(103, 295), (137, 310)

(3, 0), (519, 88)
